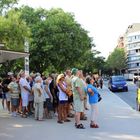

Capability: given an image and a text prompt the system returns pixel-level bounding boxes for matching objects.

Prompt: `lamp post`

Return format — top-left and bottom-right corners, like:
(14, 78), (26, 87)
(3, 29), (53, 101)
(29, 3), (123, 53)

(24, 39), (29, 76)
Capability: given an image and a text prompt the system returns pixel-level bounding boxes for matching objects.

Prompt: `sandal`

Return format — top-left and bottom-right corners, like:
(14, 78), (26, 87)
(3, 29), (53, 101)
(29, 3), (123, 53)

(90, 124), (99, 128)
(21, 114), (27, 118)
(68, 113), (74, 118)
(76, 123), (85, 129)
(57, 120), (64, 124)
(80, 116), (87, 120)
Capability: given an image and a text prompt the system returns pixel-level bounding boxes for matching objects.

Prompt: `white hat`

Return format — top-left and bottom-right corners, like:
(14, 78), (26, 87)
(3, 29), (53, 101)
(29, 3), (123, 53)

(36, 72), (41, 76)
(35, 76), (42, 82)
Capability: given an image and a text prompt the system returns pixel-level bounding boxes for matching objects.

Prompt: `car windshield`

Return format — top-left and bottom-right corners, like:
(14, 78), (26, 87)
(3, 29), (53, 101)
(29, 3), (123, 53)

(112, 76), (125, 82)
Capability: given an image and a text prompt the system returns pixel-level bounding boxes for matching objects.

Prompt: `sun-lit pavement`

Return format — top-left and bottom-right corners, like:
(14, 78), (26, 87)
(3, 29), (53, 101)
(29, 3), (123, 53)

(0, 86), (140, 140)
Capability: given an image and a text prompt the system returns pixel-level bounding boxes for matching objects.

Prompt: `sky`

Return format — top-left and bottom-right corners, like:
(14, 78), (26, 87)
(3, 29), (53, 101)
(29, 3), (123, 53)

(19, 0), (140, 58)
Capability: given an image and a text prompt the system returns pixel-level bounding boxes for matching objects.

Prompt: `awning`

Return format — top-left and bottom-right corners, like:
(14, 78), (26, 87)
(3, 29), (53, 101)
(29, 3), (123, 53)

(0, 49), (29, 63)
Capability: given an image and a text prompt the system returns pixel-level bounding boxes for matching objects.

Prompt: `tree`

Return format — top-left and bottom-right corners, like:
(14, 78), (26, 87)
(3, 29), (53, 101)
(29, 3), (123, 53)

(0, 0), (19, 15)
(0, 9), (30, 51)
(0, 9), (30, 74)
(106, 48), (127, 74)
(20, 7), (97, 73)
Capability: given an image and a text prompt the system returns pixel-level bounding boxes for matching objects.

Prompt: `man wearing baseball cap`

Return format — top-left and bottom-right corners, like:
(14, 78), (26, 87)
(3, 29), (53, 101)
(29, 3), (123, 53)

(71, 68), (85, 129)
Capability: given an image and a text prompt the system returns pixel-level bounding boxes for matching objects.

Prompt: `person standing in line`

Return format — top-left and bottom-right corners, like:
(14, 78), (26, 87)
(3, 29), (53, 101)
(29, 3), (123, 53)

(2, 72), (13, 113)
(56, 74), (70, 124)
(65, 69), (74, 118)
(49, 74), (59, 117)
(99, 76), (103, 89)
(79, 70), (88, 120)
(86, 76), (99, 128)
(32, 76), (44, 121)
(19, 70), (31, 118)
(8, 75), (20, 117)
(71, 68), (85, 129)
(43, 78), (53, 119)
(0, 78), (5, 109)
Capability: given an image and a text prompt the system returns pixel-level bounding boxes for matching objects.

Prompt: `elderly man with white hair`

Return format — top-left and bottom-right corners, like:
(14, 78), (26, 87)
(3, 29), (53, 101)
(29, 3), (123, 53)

(32, 76), (44, 121)
(19, 70), (31, 118)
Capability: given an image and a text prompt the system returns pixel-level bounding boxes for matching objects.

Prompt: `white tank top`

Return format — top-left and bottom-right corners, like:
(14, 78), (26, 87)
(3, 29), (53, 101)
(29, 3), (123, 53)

(57, 82), (68, 101)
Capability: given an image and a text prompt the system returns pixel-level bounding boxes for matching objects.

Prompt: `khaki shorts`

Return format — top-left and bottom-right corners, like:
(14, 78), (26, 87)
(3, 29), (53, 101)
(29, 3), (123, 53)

(73, 97), (84, 112)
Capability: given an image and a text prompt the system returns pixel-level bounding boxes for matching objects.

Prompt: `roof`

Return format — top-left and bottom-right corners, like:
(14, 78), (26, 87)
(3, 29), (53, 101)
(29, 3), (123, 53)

(0, 49), (29, 63)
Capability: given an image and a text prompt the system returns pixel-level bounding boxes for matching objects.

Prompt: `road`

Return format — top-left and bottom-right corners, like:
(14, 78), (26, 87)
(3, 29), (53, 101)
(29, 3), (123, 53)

(104, 81), (138, 110)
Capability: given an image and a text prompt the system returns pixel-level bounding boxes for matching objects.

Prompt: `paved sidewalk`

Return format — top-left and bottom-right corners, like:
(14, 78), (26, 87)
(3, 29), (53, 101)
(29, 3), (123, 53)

(0, 86), (140, 140)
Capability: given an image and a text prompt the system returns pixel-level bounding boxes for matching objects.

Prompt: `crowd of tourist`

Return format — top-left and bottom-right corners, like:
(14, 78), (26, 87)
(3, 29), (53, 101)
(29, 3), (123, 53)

(0, 68), (103, 129)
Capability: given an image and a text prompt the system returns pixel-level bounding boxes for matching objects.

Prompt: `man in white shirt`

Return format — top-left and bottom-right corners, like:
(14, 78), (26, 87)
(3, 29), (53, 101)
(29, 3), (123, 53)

(19, 70), (31, 118)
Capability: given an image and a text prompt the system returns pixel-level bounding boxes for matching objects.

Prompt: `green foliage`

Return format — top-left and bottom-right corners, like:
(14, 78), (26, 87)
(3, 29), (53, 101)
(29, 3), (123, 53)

(0, 9), (30, 51)
(0, 4), (105, 74)
(0, 8), (30, 74)
(0, 0), (19, 15)
(106, 48), (127, 74)
(20, 7), (99, 73)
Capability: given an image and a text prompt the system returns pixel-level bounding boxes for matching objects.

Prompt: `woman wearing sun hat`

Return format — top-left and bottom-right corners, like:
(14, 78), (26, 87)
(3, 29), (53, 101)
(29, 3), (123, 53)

(56, 74), (70, 124)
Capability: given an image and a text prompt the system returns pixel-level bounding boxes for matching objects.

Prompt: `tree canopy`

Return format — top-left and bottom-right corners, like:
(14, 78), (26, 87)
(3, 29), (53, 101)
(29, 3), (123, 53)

(0, 3), (105, 74)
(106, 48), (127, 74)
(19, 6), (99, 73)
(0, 0), (19, 15)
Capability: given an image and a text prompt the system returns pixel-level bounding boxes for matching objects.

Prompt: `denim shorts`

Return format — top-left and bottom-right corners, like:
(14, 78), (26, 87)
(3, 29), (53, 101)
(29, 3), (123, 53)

(11, 98), (19, 107)
(2, 93), (6, 99)
(59, 100), (68, 104)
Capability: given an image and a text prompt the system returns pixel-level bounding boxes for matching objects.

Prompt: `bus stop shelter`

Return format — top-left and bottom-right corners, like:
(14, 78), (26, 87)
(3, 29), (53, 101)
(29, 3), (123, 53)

(0, 49), (29, 63)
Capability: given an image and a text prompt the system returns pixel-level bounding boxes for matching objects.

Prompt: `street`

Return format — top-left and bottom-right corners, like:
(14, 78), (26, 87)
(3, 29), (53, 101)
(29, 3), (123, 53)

(104, 81), (138, 110)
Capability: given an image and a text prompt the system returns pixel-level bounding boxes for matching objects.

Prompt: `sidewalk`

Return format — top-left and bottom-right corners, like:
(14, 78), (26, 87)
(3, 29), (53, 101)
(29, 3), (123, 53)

(0, 86), (140, 140)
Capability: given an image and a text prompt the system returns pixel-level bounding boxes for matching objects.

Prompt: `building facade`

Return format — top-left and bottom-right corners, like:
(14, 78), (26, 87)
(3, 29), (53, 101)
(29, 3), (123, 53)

(125, 23), (140, 75)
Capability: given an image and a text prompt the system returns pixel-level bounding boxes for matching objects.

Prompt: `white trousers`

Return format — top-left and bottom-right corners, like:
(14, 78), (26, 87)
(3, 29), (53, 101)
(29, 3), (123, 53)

(90, 104), (98, 122)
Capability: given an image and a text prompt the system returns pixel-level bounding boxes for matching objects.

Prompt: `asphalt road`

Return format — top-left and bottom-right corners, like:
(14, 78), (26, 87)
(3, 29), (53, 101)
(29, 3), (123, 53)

(104, 81), (138, 110)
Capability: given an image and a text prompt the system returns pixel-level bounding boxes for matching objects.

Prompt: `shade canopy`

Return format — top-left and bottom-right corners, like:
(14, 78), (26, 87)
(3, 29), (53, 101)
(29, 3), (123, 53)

(0, 49), (29, 63)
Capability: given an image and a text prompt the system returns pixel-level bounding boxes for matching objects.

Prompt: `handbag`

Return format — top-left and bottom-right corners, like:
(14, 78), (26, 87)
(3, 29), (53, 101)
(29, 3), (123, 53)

(98, 93), (102, 102)
(66, 88), (73, 97)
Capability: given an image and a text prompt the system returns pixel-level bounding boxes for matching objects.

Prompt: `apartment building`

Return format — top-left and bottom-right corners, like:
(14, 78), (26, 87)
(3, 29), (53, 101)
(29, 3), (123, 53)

(124, 23), (140, 75)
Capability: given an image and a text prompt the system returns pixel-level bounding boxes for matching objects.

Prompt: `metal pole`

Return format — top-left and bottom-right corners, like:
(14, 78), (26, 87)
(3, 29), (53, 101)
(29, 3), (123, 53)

(24, 39), (29, 76)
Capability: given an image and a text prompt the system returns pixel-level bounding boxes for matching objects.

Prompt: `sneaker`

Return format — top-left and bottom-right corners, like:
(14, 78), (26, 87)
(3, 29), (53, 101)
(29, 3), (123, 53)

(57, 120), (63, 124)
(54, 112), (58, 117)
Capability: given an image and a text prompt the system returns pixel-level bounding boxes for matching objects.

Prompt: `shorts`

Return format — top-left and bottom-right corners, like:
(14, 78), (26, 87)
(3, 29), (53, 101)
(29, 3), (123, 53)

(59, 100), (68, 104)
(2, 93), (6, 99)
(5, 92), (11, 101)
(73, 97), (84, 112)
(11, 98), (19, 107)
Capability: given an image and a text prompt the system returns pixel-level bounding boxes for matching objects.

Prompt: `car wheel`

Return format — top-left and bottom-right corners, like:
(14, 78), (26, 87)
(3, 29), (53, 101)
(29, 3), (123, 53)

(125, 88), (128, 92)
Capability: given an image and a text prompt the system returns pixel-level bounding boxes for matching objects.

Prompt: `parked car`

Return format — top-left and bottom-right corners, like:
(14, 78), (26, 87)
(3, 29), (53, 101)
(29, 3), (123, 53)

(108, 75), (128, 92)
